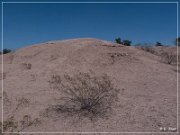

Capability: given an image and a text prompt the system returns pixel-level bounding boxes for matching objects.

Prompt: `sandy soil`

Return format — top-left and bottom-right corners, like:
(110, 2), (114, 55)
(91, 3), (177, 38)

(0, 38), (179, 134)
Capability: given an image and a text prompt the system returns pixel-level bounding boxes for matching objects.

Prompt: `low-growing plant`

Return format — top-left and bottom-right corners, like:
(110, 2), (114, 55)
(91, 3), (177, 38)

(48, 72), (120, 121)
(21, 63), (32, 70)
(139, 46), (155, 54)
(2, 93), (41, 132)
(115, 37), (122, 44)
(19, 115), (41, 131)
(175, 37), (180, 46)
(155, 42), (163, 46)
(14, 97), (30, 112)
(161, 52), (177, 64)
(1, 115), (41, 133)
(122, 40), (132, 46)
(3, 116), (18, 132)
(2, 49), (12, 54)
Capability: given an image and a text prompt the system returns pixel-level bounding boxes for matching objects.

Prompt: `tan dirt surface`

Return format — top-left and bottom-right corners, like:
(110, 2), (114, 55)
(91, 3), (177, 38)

(0, 38), (179, 134)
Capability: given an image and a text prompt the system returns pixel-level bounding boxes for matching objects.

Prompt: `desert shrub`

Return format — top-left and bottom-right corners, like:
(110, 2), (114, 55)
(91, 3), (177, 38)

(46, 42), (55, 44)
(3, 49), (12, 54)
(19, 115), (41, 131)
(48, 72), (120, 121)
(115, 38), (132, 46)
(3, 116), (18, 132)
(175, 37), (180, 46)
(14, 97), (30, 112)
(122, 40), (132, 46)
(1, 115), (40, 133)
(0, 121), (19, 135)
(139, 46), (155, 54)
(115, 37), (122, 44)
(155, 42), (163, 46)
(2, 92), (41, 132)
(21, 63), (32, 70)
(161, 52), (177, 64)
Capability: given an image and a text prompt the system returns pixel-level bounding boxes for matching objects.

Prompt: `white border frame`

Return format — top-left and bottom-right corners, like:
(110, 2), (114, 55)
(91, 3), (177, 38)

(1, 1), (179, 134)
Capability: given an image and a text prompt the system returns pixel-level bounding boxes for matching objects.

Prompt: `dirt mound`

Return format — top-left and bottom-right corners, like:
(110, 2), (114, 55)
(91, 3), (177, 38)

(0, 38), (178, 133)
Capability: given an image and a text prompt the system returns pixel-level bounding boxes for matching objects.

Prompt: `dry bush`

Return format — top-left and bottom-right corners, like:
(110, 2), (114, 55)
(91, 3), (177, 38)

(161, 52), (177, 64)
(46, 42), (55, 44)
(0, 116), (19, 134)
(3, 116), (18, 132)
(4, 93), (30, 115)
(1, 115), (41, 133)
(48, 72), (120, 121)
(19, 115), (41, 132)
(2, 93), (41, 132)
(138, 46), (155, 54)
(14, 97), (30, 112)
(21, 63), (32, 70)
(0, 121), (19, 135)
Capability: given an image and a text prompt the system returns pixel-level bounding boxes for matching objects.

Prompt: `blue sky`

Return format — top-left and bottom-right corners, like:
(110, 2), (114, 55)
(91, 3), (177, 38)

(1, 1), (179, 49)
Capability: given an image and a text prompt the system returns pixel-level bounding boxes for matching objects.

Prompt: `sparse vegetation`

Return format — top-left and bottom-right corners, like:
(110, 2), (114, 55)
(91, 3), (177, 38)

(19, 115), (41, 132)
(1, 115), (40, 133)
(21, 63), (32, 70)
(48, 72), (120, 121)
(2, 116), (18, 132)
(14, 97), (30, 112)
(160, 52), (177, 64)
(175, 37), (180, 46)
(138, 46), (155, 54)
(138, 45), (178, 65)
(122, 40), (132, 46)
(155, 42), (163, 46)
(2, 92), (41, 132)
(1, 49), (12, 54)
(115, 37), (132, 46)
(115, 37), (122, 44)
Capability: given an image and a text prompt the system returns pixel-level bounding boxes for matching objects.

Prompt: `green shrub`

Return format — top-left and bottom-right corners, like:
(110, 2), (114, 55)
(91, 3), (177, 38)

(122, 40), (132, 46)
(115, 37), (122, 44)
(155, 42), (163, 46)
(3, 49), (12, 54)
(175, 37), (180, 46)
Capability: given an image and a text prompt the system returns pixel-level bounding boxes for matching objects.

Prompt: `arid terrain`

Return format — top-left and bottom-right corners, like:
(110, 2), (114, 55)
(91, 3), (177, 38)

(0, 38), (179, 134)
